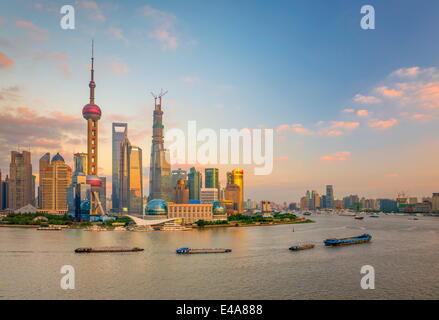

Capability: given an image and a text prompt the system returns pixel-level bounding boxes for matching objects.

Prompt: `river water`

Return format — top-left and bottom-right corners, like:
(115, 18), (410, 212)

(0, 215), (438, 299)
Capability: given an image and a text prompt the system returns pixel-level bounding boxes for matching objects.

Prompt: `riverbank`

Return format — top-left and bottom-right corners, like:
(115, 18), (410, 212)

(191, 219), (314, 229)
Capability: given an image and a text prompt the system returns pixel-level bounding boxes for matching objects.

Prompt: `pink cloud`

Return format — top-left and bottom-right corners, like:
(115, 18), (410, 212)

(392, 67), (420, 77)
(142, 5), (178, 50)
(368, 118), (398, 130)
(343, 108), (355, 113)
(79, 1), (105, 22)
(107, 27), (128, 43)
(276, 124), (291, 133)
(108, 58), (130, 75)
(320, 151), (351, 162)
(276, 156), (289, 161)
(330, 121), (360, 130)
(0, 52), (14, 69)
(354, 94), (381, 104)
(386, 173), (399, 178)
(376, 86), (404, 98)
(356, 109), (369, 117)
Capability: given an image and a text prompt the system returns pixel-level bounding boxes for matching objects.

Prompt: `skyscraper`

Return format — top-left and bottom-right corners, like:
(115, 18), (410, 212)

(39, 153), (72, 214)
(148, 91), (171, 202)
(82, 41), (104, 216)
(171, 168), (187, 190)
(73, 153), (88, 175)
(224, 184), (240, 214)
(205, 168), (219, 190)
(1, 174), (8, 210)
(119, 136), (143, 214)
(326, 185), (334, 209)
(188, 167), (202, 201)
(112, 122), (128, 212)
(231, 169), (244, 213)
(174, 179), (189, 204)
(8, 151), (33, 210)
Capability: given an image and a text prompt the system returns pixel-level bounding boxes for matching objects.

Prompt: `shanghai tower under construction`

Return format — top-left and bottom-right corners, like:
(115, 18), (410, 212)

(148, 90), (171, 202)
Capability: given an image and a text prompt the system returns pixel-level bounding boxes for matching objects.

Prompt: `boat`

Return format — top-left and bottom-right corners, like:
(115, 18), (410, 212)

(289, 244), (315, 251)
(369, 215), (380, 218)
(324, 234), (372, 246)
(161, 222), (192, 231)
(176, 247), (232, 254)
(37, 226), (63, 231)
(75, 246), (144, 253)
(354, 216), (364, 220)
(303, 212), (312, 216)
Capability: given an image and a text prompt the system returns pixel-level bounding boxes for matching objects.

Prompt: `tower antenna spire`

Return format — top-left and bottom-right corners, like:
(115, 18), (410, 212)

(89, 39), (96, 104)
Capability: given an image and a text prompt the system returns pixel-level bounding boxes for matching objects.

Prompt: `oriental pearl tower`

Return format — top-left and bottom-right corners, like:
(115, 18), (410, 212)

(82, 41), (105, 216)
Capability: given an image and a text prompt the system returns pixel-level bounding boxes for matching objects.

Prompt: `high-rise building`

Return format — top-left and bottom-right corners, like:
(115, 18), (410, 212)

(73, 153), (88, 175)
(1, 175), (8, 210)
(40, 153), (72, 214)
(8, 151), (33, 210)
(230, 169), (244, 213)
(205, 168), (219, 190)
(326, 185), (334, 209)
(82, 41), (104, 216)
(261, 200), (272, 217)
(188, 167), (202, 201)
(226, 171), (233, 185)
(309, 190), (320, 210)
(171, 168), (187, 190)
(300, 196), (308, 210)
(148, 91), (171, 202)
(224, 184), (240, 214)
(119, 137), (143, 214)
(343, 195), (360, 210)
(112, 122), (128, 211)
(200, 188), (219, 204)
(432, 193), (439, 212)
(174, 179), (189, 204)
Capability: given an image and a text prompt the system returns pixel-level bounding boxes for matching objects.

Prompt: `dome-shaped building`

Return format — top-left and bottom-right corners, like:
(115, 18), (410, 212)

(212, 201), (226, 215)
(51, 152), (65, 162)
(146, 199), (168, 215)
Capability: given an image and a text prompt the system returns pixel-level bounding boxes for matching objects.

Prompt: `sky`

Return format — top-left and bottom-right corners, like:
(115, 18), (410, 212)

(1, 0), (439, 203)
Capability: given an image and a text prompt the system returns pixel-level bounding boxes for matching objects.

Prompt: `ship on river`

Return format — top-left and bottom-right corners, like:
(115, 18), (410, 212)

(324, 234), (372, 246)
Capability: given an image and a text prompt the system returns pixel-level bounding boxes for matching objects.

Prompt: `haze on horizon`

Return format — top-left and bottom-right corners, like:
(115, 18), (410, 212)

(1, 0), (439, 203)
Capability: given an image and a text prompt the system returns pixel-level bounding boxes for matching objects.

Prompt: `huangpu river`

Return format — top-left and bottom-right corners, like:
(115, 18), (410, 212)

(1, 215), (438, 300)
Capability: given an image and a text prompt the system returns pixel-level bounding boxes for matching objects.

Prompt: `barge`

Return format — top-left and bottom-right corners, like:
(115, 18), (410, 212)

(324, 234), (372, 246)
(289, 244), (315, 251)
(176, 247), (232, 254)
(75, 246), (144, 253)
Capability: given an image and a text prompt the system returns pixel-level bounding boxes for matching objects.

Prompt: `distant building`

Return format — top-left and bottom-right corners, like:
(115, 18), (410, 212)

(112, 122), (128, 212)
(408, 197), (418, 205)
(188, 167), (202, 201)
(261, 200), (272, 217)
(205, 168), (219, 190)
(364, 199), (378, 211)
(310, 190), (320, 210)
(9, 151), (33, 210)
(230, 170), (244, 213)
(224, 184), (240, 214)
(326, 185), (334, 209)
(300, 196), (308, 210)
(343, 195), (360, 210)
(39, 153), (73, 214)
(320, 195), (327, 209)
(379, 199), (398, 212)
(119, 137), (143, 214)
(167, 203), (226, 224)
(171, 168), (187, 191)
(200, 188), (219, 204)
(432, 193), (439, 212)
(174, 179), (189, 204)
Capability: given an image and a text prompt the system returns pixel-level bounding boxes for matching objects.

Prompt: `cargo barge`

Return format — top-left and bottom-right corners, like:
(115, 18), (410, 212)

(75, 246), (144, 253)
(324, 234), (372, 246)
(289, 244), (315, 251)
(176, 247), (232, 254)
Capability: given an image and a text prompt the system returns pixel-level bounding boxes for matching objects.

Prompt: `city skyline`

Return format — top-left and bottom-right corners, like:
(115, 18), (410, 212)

(2, 1), (439, 202)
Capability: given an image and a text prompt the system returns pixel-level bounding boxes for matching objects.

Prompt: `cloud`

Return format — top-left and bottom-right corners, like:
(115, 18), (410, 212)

(385, 173), (399, 178)
(0, 107), (83, 168)
(391, 67), (420, 77)
(181, 76), (199, 83)
(0, 17), (5, 25)
(286, 121), (359, 137)
(107, 58), (130, 75)
(356, 109), (369, 117)
(15, 20), (49, 42)
(0, 85), (21, 101)
(107, 27), (128, 44)
(0, 52), (14, 69)
(78, 1), (106, 22)
(276, 124), (291, 133)
(142, 5), (178, 50)
(33, 51), (71, 78)
(329, 121), (360, 130)
(276, 156), (289, 161)
(343, 108), (355, 113)
(368, 118), (398, 130)
(320, 151), (351, 162)
(353, 94), (381, 104)
(376, 86), (404, 98)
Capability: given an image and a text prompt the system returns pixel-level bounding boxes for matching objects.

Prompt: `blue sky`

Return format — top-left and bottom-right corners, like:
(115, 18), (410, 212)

(1, 0), (439, 202)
